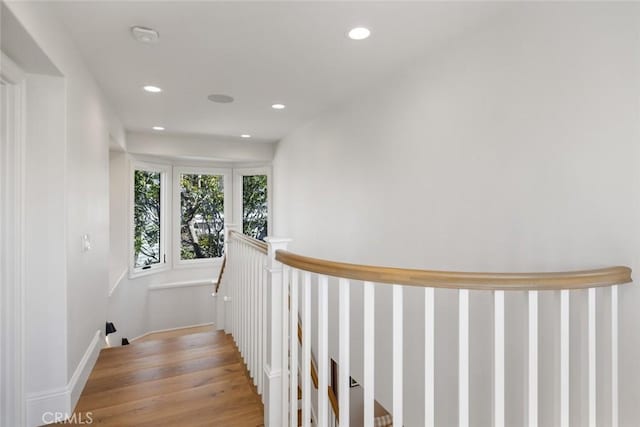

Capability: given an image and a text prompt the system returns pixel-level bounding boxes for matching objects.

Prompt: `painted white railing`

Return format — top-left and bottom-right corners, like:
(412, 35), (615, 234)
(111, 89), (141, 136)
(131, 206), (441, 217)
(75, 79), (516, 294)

(220, 230), (632, 427)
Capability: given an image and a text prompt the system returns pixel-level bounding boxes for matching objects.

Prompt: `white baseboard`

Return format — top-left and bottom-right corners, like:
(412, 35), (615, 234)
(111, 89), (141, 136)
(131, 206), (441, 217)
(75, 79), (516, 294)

(129, 322), (215, 343)
(26, 330), (102, 426)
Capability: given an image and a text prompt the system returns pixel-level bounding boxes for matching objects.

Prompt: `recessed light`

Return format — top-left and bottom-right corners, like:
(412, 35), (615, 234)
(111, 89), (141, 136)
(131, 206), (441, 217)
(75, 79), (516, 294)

(131, 26), (159, 43)
(348, 27), (371, 40)
(143, 85), (162, 93)
(271, 104), (286, 110)
(208, 94), (234, 103)
(152, 126), (165, 131)
(240, 134), (251, 138)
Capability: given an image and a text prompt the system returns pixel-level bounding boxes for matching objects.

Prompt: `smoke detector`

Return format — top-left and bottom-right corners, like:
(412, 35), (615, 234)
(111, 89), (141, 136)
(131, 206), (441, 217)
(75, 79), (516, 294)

(131, 26), (159, 43)
(208, 94), (234, 104)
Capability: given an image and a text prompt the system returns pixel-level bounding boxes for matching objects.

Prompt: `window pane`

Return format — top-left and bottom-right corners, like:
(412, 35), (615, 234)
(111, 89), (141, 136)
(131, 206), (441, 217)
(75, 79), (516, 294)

(243, 175), (268, 241)
(134, 170), (161, 268)
(180, 174), (225, 259)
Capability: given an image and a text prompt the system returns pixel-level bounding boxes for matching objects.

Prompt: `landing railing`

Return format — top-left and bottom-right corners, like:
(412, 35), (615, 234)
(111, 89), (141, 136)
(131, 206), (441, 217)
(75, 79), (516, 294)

(219, 229), (632, 427)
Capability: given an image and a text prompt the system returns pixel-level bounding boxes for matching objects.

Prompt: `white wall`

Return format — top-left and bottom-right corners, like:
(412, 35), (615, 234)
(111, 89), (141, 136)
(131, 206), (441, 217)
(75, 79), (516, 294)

(4, 2), (125, 424)
(273, 4), (640, 426)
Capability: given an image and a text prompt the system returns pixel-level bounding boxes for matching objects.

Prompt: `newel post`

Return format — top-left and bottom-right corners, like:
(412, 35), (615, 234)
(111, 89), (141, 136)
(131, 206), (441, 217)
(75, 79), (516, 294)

(263, 237), (291, 427)
(216, 223), (238, 333)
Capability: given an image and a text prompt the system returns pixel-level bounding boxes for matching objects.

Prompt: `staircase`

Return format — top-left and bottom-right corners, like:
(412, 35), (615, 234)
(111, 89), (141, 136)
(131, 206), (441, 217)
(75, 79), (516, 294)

(217, 227), (632, 427)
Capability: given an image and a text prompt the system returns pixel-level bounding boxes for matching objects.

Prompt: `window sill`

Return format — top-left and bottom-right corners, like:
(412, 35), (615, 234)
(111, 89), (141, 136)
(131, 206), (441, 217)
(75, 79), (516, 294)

(128, 264), (170, 280)
(173, 258), (223, 270)
(148, 279), (217, 291)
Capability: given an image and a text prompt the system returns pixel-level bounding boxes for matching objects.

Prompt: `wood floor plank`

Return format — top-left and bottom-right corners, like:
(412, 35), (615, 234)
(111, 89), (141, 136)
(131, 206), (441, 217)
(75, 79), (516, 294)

(64, 327), (263, 426)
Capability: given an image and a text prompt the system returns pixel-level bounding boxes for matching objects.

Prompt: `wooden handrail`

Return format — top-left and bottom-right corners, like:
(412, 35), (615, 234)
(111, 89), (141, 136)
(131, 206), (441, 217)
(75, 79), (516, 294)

(276, 250), (632, 291)
(229, 230), (268, 254)
(214, 255), (226, 293)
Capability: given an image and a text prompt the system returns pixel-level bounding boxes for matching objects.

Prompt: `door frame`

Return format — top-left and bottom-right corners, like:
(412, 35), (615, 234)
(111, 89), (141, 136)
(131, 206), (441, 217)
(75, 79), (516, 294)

(0, 51), (26, 427)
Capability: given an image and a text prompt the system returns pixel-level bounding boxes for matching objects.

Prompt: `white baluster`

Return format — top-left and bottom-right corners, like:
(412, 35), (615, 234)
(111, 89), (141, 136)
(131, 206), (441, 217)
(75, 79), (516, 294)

(339, 278), (351, 427)
(290, 269), (299, 427)
(393, 285), (403, 427)
(494, 290), (504, 427)
(425, 287), (435, 427)
(528, 290), (538, 427)
(560, 290), (569, 427)
(302, 272), (311, 427)
(363, 281), (375, 427)
(588, 288), (596, 427)
(282, 266), (290, 426)
(233, 240), (238, 343)
(253, 249), (258, 383)
(261, 253), (266, 399)
(459, 289), (469, 427)
(249, 248), (255, 380)
(258, 253), (264, 395)
(318, 275), (329, 427)
(240, 243), (245, 356)
(611, 285), (618, 427)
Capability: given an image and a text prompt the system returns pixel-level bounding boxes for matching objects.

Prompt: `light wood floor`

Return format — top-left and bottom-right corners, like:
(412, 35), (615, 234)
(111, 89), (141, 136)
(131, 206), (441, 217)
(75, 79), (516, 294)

(69, 326), (264, 426)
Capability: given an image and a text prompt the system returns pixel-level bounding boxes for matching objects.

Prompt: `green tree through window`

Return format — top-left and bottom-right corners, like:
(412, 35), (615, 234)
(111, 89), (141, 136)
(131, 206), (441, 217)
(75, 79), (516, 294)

(134, 170), (161, 268)
(243, 175), (267, 241)
(180, 173), (225, 259)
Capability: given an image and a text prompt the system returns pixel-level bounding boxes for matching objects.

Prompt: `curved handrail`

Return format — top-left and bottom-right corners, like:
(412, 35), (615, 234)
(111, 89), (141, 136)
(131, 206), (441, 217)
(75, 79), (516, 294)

(276, 250), (632, 291)
(229, 230), (268, 254)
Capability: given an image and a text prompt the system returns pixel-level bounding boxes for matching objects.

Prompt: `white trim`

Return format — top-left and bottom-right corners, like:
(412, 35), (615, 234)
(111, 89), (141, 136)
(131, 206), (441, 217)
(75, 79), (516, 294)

(264, 364), (282, 379)
(26, 330), (101, 427)
(173, 165), (231, 267)
(0, 51), (26, 427)
(68, 331), (101, 410)
(233, 166), (272, 237)
(129, 161), (171, 278)
(108, 268), (128, 297)
(129, 322), (215, 343)
(148, 278), (216, 291)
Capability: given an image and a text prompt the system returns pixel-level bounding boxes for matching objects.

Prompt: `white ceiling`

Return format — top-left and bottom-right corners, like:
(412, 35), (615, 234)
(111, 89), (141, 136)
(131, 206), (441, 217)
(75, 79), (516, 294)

(50, 1), (508, 143)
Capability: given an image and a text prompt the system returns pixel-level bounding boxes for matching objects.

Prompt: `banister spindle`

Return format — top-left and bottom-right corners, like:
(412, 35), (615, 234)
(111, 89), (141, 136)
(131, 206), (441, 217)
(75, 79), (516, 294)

(318, 275), (329, 426)
(281, 265), (290, 425)
(611, 285), (618, 427)
(258, 252), (265, 396)
(289, 269), (299, 427)
(494, 290), (504, 427)
(528, 290), (538, 427)
(459, 289), (469, 427)
(302, 272), (311, 427)
(339, 278), (351, 427)
(250, 248), (255, 382)
(560, 290), (569, 427)
(393, 285), (403, 427)
(588, 288), (596, 427)
(425, 287), (435, 427)
(363, 281), (375, 427)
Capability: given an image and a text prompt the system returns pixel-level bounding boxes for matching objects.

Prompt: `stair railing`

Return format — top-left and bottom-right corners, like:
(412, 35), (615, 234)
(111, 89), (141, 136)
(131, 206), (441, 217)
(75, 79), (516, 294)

(220, 230), (632, 427)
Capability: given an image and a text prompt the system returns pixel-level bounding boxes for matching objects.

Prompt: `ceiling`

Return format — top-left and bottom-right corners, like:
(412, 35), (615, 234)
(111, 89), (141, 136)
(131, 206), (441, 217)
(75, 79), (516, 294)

(50, 1), (508, 143)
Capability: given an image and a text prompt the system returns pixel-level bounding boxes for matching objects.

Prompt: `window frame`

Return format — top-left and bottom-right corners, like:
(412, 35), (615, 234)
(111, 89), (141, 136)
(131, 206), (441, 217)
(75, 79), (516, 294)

(233, 166), (272, 239)
(173, 166), (232, 268)
(129, 161), (171, 278)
